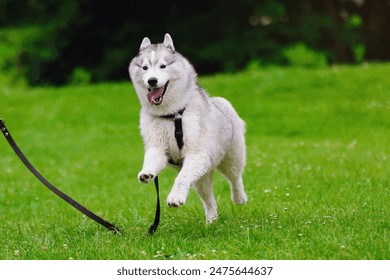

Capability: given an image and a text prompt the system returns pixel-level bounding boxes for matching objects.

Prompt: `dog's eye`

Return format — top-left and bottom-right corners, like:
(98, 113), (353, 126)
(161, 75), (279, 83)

(142, 66), (148, 70)
(160, 64), (166, 69)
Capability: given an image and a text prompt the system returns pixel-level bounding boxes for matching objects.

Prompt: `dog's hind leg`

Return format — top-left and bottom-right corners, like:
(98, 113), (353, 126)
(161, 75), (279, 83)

(194, 172), (218, 224)
(218, 140), (247, 205)
(219, 167), (247, 205)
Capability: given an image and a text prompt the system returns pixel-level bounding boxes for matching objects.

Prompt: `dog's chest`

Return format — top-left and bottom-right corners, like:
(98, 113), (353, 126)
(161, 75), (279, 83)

(146, 117), (183, 165)
(164, 120), (183, 165)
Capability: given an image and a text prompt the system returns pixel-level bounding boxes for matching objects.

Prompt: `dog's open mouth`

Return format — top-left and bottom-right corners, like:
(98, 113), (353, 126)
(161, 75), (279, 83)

(147, 81), (169, 106)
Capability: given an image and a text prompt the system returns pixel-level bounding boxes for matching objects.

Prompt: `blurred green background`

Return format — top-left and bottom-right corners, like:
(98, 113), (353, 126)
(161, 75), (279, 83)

(0, 0), (389, 86)
(1, 1), (389, 260)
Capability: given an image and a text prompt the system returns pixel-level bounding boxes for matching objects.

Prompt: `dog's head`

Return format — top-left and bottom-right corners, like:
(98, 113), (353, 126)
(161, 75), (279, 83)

(129, 34), (196, 115)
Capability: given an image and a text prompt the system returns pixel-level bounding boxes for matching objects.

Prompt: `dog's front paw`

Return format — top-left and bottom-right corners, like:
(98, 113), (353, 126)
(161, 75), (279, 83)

(166, 190), (188, 207)
(138, 170), (155, 184)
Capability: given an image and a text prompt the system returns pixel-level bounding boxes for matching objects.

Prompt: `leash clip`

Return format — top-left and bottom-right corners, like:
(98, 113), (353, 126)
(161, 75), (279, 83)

(0, 119), (9, 137)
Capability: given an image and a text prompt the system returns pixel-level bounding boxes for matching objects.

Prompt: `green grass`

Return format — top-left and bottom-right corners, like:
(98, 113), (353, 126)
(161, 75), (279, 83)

(0, 64), (389, 260)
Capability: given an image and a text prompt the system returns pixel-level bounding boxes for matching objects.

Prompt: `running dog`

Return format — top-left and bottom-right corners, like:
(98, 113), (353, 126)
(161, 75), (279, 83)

(129, 34), (247, 223)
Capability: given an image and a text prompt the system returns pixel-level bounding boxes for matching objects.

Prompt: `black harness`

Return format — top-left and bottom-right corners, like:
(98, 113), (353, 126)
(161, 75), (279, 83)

(161, 108), (185, 150)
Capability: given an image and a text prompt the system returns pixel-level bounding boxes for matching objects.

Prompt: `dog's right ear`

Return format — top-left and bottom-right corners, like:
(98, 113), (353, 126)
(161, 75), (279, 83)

(140, 37), (151, 52)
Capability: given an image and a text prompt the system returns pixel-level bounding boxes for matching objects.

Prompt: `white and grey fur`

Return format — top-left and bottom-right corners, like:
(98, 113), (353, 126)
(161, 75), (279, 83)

(129, 33), (247, 223)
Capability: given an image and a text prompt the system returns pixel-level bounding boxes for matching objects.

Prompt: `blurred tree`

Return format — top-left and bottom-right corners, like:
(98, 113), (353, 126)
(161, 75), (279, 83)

(0, 0), (388, 85)
(360, 0), (390, 61)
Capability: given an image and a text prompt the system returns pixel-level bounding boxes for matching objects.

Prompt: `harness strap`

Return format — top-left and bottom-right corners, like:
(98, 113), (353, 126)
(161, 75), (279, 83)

(161, 108), (185, 150)
(0, 119), (121, 232)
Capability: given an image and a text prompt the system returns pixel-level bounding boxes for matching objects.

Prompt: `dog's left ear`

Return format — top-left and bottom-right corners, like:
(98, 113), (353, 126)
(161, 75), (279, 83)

(163, 33), (175, 51)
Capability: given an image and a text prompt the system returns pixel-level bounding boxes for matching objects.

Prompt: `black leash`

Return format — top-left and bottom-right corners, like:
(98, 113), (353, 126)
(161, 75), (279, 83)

(148, 176), (160, 234)
(0, 118), (160, 234)
(0, 118), (120, 232)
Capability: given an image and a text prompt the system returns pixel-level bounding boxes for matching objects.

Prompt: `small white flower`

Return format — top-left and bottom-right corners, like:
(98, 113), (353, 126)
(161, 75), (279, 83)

(153, 251), (163, 258)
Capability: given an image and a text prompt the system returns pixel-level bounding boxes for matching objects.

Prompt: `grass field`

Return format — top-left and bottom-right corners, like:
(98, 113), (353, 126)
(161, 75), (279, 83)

(0, 64), (389, 260)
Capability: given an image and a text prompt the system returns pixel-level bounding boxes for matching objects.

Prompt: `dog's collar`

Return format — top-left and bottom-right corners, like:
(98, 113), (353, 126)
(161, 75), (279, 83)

(159, 108), (186, 119)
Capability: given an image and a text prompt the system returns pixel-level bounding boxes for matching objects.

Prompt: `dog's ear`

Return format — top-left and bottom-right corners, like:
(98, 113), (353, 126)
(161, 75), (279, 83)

(163, 33), (175, 51)
(140, 37), (151, 52)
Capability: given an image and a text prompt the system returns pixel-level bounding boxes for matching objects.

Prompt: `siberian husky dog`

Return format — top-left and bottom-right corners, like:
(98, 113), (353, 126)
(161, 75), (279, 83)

(129, 34), (247, 223)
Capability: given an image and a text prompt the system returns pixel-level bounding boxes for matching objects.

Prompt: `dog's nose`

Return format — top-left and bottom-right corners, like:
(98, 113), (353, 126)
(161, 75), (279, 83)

(148, 78), (158, 87)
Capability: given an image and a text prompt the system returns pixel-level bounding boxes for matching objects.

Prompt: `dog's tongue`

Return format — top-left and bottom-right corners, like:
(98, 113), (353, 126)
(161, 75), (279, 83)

(147, 87), (164, 104)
